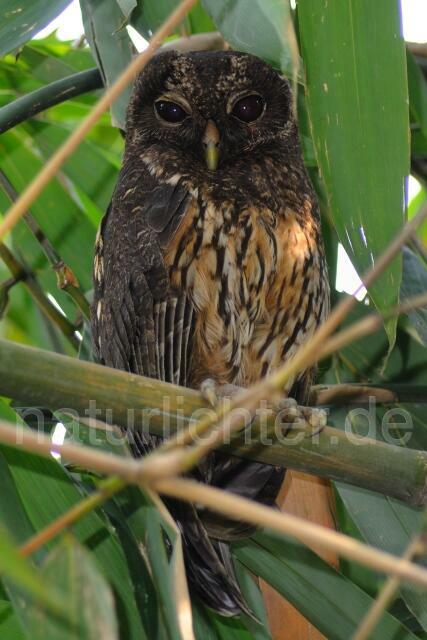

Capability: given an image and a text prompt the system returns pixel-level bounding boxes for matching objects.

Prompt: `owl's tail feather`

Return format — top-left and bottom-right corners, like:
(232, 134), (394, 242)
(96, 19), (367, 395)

(168, 499), (255, 618)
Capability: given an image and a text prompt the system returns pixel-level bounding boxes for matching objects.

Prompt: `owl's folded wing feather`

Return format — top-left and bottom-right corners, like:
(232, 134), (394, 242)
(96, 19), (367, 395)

(92, 179), (194, 387)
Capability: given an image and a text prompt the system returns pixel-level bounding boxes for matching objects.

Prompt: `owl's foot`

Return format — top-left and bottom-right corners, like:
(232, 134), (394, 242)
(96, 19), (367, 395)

(200, 379), (326, 436)
(276, 397), (327, 437)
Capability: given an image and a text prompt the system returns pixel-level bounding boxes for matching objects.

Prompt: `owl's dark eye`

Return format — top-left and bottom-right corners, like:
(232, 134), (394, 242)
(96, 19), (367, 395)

(231, 94), (265, 123)
(155, 100), (188, 124)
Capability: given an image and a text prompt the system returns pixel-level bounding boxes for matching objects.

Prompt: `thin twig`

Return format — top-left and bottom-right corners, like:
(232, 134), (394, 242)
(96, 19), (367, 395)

(152, 477), (427, 590)
(352, 533), (427, 640)
(0, 419), (185, 483)
(0, 0), (199, 242)
(317, 291), (427, 362)
(0, 244), (79, 348)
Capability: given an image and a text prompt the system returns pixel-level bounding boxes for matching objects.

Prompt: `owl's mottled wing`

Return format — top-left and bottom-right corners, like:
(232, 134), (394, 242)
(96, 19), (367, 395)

(92, 177), (194, 389)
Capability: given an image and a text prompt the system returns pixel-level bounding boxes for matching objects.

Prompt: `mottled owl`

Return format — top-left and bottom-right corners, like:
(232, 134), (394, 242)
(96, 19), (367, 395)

(92, 50), (329, 616)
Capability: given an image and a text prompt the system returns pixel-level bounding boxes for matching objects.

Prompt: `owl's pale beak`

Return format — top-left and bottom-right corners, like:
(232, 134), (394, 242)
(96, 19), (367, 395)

(202, 120), (220, 171)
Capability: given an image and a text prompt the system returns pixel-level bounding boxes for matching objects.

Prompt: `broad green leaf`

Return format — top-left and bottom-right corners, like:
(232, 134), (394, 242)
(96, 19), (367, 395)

(15, 537), (118, 640)
(298, 0), (409, 348)
(202, 0), (297, 77)
(408, 52), (427, 140)
(336, 481), (427, 632)
(234, 560), (272, 639)
(0, 520), (65, 617)
(0, 128), (96, 292)
(116, 0), (137, 22)
(114, 487), (195, 640)
(131, 0), (215, 38)
(234, 531), (419, 640)
(1, 446), (147, 639)
(401, 248), (427, 345)
(130, 0), (179, 38)
(0, 600), (26, 639)
(80, 0), (134, 128)
(0, 409), (39, 552)
(27, 121), (119, 213)
(0, 0), (71, 57)
(408, 183), (427, 250)
(186, 3), (216, 34)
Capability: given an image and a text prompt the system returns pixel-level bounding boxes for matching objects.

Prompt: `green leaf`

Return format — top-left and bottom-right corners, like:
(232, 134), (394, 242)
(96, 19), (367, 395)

(401, 248), (427, 345)
(14, 537), (119, 640)
(234, 531), (419, 640)
(80, 0), (134, 128)
(336, 482), (427, 632)
(234, 560), (272, 639)
(113, 486), (195, 640)
(0, 0), (72, 57)
(130, 0), (179, 38)
(202, 0), (297, 76)
(0, 128), (96, 293)
(298, 0), (409, 348)
(0, 600), (26, 639)
(408, 52), (427, 140)
(1, 446), (147, 639)
(0, 521), (65, 617)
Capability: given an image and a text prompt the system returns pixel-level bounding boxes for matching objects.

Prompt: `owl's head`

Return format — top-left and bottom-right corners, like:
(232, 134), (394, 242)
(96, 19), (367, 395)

(126, 50), (295, 173)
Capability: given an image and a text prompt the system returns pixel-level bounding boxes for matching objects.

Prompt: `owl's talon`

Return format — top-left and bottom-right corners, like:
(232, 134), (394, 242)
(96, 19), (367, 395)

(200, 378), (243, 408)
(200, 378), (219, 408)
(275, 397), (327, 436)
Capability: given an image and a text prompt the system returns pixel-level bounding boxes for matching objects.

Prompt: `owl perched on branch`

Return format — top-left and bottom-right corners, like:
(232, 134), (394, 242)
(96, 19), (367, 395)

(92, 50), (329, 616)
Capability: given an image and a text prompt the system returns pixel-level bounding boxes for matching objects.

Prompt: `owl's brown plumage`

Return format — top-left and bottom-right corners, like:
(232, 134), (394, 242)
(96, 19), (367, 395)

(92, 50), (329, 616)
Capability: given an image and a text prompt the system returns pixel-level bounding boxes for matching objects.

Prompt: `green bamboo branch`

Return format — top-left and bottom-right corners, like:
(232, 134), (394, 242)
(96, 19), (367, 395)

(0, 246), (79, 349)
(0, 337), (426, 506)
(0, 170), (90, 319)
(0, 69), (103, 134)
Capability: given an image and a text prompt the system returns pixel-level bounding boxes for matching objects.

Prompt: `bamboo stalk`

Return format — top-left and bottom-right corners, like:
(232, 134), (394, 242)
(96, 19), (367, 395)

(0, 338), (426, 505)
(0, 69), (103, 135)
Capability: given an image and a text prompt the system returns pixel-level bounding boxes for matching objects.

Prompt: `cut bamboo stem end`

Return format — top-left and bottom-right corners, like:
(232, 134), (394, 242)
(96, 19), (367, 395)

(0, 338), (426, 506)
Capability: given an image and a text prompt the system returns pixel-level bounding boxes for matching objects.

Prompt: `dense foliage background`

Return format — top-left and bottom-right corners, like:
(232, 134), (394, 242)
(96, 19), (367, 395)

(1, 1), (427, 639)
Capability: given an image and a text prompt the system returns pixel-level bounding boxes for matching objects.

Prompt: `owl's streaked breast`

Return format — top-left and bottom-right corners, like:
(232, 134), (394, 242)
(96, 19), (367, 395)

(164, 186), (328, 389)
